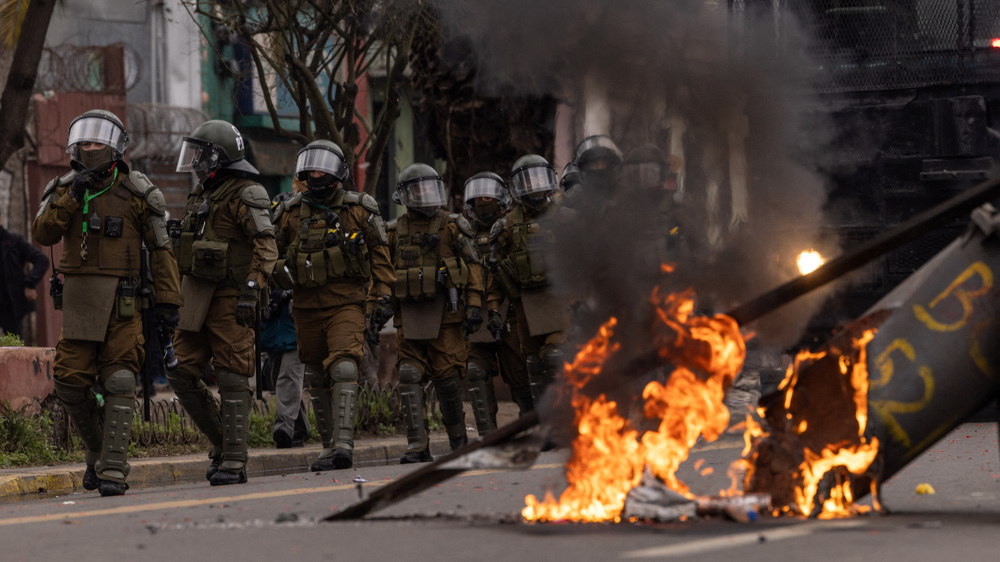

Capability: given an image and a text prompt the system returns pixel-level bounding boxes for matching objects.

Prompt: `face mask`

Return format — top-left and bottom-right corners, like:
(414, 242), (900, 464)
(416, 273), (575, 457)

(410, 206), (438, 217)
(582, 169), (616, 191)
(77, 146), (114, 173)
(473, 199), (502, 223)
(521, 194), (549, 211)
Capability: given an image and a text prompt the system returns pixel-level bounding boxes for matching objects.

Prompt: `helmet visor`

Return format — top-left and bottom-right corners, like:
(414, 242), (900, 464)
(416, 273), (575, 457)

(66, 116), (127, 156)
(401, 178), (447, 208)
(510, 165), (558, 199)
(175, 138), (215, 173)
(574, 136), (622, 166)
(463, 177), (510, 206)
(621, 161), (665, 190)
(295, 147), (348, 180)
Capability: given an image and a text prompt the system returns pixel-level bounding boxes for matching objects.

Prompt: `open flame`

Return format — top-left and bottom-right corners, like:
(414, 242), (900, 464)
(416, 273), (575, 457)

(522, 288), (745, 523)
(745, 328), (881, 518)
(797, 250), (824, 275)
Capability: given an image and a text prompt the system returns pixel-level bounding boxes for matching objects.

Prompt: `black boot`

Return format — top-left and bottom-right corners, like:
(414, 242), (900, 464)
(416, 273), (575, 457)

(209, 468), (247, 486)
(311, 448), (353, 471)
(82, 466), (100, 491)
(98, 479), (129, 497)
(205, 454), (221, 482)
(400, 449), (433, 464)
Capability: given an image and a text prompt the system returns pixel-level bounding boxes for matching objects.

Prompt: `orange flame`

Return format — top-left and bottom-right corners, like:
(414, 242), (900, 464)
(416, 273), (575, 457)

(522, 289), (746, 523)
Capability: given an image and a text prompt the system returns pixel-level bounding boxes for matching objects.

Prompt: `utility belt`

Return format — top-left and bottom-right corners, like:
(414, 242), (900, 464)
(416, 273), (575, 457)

(272, 234), (371, 290)
(394, 256), (469, 303)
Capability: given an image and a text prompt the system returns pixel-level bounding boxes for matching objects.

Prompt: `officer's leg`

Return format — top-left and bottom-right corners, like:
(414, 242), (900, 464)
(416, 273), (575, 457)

(171, 328), (223, 480)
(466, 353), (497, 435)
(210, 369), (251, 486)
(95, 366), (135, 496)
(305, 363), (335, 463)
(271, 351), (298, 447)
(538, 341), (565, 402)
(311, 359), (358, 470)
(498, 317), (534, 416)
(398, 359), (431, 464)
(429, 324), (468, 450)
(53, 376), (102, 491)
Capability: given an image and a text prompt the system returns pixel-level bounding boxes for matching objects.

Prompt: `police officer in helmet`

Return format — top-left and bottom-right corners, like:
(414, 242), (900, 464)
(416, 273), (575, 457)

(169, 120), (278, 486)
(271, 139), (394, 471)
(32, 109), (183, 496)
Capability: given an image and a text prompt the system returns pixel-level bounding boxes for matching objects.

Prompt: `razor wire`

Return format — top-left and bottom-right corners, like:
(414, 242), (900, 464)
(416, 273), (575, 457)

(35, 43), (143, 94)
(126, 103), (208, 162)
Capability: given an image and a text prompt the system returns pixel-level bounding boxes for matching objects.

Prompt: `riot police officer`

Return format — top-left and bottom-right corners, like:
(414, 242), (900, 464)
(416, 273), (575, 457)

(168, 120), (278, 486)
(560, 161), (582, 193)
(463, 172), (532, 434)
(386, 164), (484, 462)
(32, 109), (183, 496)
(487, 155), (567, 406)
(620, 143), (684, 266)
(573, 135), (623, 193)
(271, 139), (394, 470)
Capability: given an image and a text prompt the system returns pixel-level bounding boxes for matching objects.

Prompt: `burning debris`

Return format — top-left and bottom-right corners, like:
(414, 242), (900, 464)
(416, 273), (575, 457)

(522, 288), (745, 523)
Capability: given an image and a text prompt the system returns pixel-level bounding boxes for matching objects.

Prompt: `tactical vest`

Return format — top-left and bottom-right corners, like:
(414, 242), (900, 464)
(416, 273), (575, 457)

(392, 212), (470, 302)
(285, 191), (372, 288)
(504, 206), (548, 289)
(58, 174), (143, 278)
(174, 178), (255, 288)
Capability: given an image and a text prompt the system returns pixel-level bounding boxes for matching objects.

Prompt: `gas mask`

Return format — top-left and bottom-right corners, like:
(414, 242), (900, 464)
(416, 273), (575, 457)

(521, 193), (550, 211)
(410, 206), (438, 218)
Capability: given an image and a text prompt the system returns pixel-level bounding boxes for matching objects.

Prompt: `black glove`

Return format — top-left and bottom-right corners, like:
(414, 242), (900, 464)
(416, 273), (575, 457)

(364, 315), (381, 347)
(156, 304), (180, 335)
(372, 294), (394, 330)
(69, 174), (90, 202)
(236, 281), (259, 327)
(487, 310), (504, 341)
(464, 305), (483, 336)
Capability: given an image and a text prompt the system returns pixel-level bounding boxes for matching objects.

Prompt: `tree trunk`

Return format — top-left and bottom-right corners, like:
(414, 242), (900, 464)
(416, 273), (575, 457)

(0, 0), (57, 171)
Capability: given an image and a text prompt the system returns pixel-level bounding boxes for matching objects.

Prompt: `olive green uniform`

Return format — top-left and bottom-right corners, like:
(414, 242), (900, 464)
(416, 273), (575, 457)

(467, 220), (532, 433)
(272, 189), (393, 463)
(31, 169), (182, 485)
(487, 204), (567, 405)
(385, 210), (483, 454)
(169, 176), (278, 477)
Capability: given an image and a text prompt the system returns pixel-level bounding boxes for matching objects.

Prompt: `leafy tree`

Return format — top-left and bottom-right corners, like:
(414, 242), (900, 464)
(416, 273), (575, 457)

(186, 0), (428, 194)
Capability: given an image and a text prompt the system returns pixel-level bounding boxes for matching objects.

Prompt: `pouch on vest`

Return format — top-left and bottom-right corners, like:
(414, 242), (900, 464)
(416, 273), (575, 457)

(442, 256), (469, 288)
(325, 246), (349, 277)
(191, 239), (229, 282)
(272, 259), (295, 290)
(177, 232), (195, 274)
(296, 251), (327, 287)
(116, 278), (137, 320)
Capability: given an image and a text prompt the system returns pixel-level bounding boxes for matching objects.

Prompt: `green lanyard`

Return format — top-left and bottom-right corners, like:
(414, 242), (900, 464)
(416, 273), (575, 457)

(81, 168), (118, 234)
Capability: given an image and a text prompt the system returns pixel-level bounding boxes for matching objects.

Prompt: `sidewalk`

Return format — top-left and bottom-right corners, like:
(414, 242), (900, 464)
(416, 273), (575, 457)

(0, 400), (524, 503)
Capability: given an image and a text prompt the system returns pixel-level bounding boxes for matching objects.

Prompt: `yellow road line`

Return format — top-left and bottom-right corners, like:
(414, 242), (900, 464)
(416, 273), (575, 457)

(0, 463), (566, 527)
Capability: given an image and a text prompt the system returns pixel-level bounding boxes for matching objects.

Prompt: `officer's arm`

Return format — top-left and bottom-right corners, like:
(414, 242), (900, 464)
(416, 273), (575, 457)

(356, 199), (395, 299)
(237, 185), (279, 287)
(485, 224), (509, 313)
(451, 221), (483, 309)
(368, 227), (397, 315)
(31, 183), (77, 246)
(138, 190), (184, 306)
(17, 234), (49, 288)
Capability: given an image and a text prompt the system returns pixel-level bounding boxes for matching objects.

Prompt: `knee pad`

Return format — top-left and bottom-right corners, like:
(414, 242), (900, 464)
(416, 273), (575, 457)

(467, 360), (489, 383)
(525, 355), (543, 376)
(101, 368), (136, 396)
(540, 345), (564, 373)
(329, 360), (359, 384)
(398, 362), (424, 385)
(216, 369), (250, 392)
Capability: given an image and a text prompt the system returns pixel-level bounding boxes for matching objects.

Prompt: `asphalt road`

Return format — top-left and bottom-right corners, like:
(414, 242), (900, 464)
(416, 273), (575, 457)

(0, 422), (997, 561)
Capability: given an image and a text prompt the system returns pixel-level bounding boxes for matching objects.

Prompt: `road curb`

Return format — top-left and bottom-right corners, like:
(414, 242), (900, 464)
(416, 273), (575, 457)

(0, 437), (453, 502)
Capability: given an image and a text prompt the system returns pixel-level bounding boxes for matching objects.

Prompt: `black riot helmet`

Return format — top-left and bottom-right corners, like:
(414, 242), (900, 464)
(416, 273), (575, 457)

(463, 172), (510, 225)
(395, 163), (447, 217)
(295, 139), (350, 199)
(509, 154), (559, 211)
(176, 120), (258, 180)
(621, 144), (671, 191)
(560, 161), (581, 192)
(573, 135), (622, 191)
(66, 109), (128, 175)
